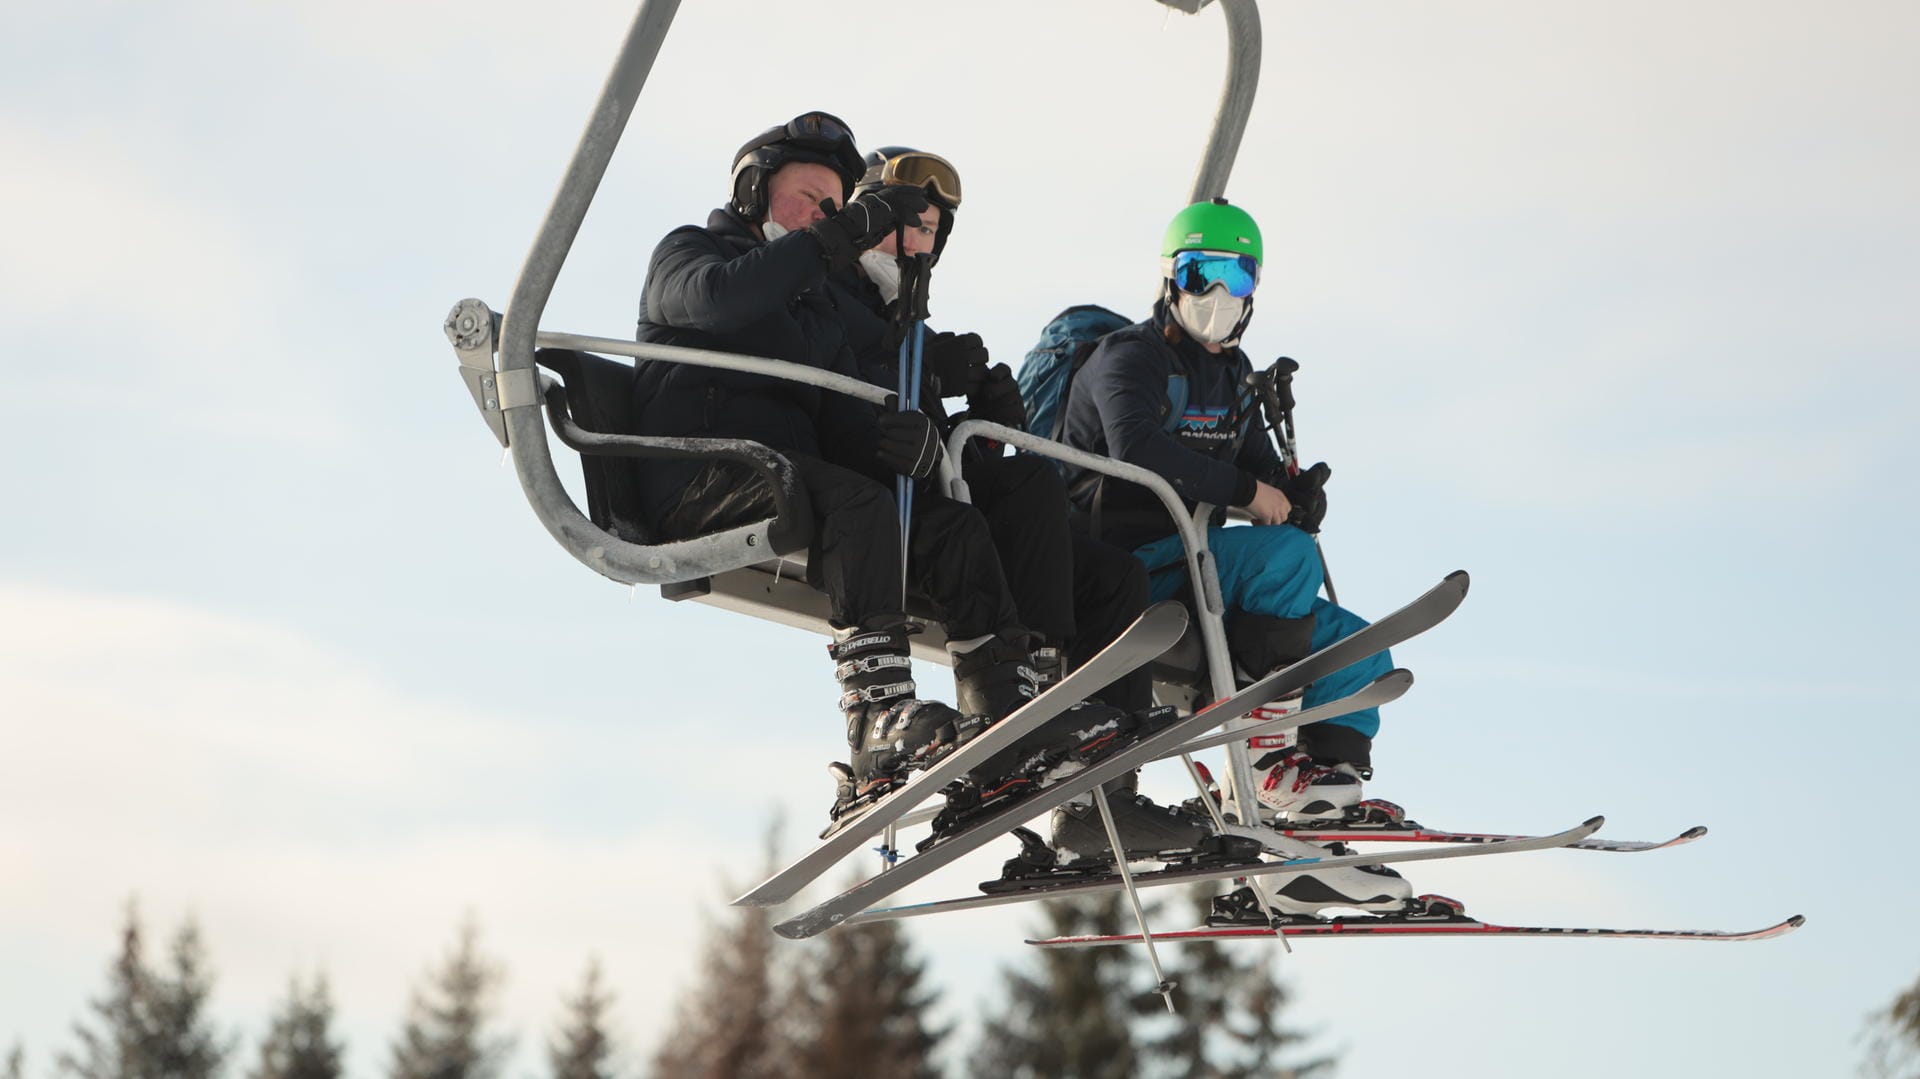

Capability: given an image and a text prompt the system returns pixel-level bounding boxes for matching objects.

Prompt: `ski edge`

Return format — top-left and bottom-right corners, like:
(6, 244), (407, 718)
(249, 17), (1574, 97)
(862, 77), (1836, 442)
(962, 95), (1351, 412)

(1284, 822), (1709, 854)
(1025, 913), (1807, 947)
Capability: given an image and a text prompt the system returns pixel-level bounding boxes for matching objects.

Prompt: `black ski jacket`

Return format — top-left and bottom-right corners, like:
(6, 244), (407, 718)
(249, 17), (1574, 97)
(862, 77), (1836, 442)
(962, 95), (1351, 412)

(630, 208), (887, 527)
(1060, 305), (1284, 551)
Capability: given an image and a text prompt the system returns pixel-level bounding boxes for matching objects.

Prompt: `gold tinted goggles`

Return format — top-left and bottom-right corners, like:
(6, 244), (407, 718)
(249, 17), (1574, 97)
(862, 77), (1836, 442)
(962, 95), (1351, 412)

(869, 151), (962, 208)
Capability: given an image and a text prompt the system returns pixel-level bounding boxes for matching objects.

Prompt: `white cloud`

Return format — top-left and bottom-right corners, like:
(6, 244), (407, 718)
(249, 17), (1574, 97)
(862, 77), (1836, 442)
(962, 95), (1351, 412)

(0, 582), (750, 1073)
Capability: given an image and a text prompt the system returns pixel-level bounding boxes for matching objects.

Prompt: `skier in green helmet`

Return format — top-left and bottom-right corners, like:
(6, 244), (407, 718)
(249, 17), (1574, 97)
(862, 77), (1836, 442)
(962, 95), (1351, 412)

(1054, 197), (1418, 917)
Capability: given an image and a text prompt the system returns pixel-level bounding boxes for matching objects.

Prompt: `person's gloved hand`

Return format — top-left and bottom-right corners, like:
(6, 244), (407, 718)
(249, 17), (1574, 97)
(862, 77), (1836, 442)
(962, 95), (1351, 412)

(925, 331), (988, 396)
(1278, 461), (1331, 533)
(875, 409), (946, 479)
(965, 363), (1027, 431)
(807, 187), (932, 270)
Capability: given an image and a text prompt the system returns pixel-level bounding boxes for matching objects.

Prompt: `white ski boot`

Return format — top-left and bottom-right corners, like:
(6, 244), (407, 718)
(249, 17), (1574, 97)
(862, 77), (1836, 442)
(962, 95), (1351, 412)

(1252, 746), (1366, 821)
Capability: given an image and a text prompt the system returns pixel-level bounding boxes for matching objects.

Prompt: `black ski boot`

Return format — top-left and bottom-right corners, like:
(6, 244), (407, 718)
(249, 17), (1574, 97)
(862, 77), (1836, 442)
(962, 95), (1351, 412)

(1046, 779), (1262, 868)
(828, 623), (984, 822)
(976, 779), (1263, 893)
(950, 634), (1039, 722)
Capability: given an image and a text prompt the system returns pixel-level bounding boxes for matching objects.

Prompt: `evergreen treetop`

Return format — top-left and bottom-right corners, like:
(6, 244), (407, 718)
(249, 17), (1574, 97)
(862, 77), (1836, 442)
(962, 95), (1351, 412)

(388, 918), (512, 1079)
(250, 974), (344, 1079)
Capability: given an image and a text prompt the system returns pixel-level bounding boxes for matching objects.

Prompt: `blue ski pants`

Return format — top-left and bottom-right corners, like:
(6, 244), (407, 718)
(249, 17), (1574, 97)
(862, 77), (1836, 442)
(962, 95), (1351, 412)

(1132, 523), (1388, 740)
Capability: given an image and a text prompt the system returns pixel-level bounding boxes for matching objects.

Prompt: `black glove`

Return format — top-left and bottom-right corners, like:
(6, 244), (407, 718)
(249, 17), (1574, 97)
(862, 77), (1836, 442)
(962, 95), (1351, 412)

(807, 187), (932, 270)
(1278, 461), (1331, 533)
(875, 409), (946, 479)
(924, 331), (988, 396)
(965, 363), (1027, 431)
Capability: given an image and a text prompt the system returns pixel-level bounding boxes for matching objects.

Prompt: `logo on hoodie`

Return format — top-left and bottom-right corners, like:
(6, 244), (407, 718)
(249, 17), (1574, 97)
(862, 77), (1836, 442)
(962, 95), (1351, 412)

(1176, 405), (1235, 444)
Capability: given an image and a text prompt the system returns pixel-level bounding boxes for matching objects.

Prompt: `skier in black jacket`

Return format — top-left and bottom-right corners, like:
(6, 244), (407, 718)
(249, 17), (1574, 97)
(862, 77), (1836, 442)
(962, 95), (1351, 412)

(630, 113), (1038, 820)
(831, 147), (1224, 864)
(1059, 198), (1416, 916)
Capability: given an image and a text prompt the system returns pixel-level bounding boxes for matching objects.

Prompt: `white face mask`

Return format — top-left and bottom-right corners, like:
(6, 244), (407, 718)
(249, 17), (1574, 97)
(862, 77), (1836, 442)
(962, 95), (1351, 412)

(1172, 287), (1250, 346)
(761, 218), (788, 241)
(859, 249), (904, 305)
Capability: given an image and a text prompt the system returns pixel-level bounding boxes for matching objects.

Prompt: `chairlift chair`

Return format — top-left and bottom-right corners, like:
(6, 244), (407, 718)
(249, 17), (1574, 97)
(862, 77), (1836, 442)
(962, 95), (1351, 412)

(442, 0), (1273, 819)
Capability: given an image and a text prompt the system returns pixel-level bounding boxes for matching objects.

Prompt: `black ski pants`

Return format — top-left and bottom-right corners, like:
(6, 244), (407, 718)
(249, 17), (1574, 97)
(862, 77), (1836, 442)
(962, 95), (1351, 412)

(658, 454), (1025, 643)
(966, 455), (1152, 712)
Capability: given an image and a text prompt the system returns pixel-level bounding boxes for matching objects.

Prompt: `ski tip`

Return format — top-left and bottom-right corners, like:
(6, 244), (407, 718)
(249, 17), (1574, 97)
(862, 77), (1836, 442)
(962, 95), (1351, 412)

(1679, 825), (1709, 841)
(1145, 597), (1192, 630)
(1579, 814), (1606, 831)
(1444, 569), (1470, 592)
(1787, 914), (1807, 929)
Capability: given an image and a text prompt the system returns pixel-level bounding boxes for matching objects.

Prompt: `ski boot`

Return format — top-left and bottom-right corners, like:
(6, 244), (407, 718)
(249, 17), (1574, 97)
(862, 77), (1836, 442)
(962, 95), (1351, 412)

(1178, 763), (1418, 918)
(929, 703), (1182, 842)
(1252, 746), (1367, 821)
(827, 623), (985, 823)
(949, 633), (1039, 722)
(1206, 853), (1417, 924)
(976, 771), (1263, 892)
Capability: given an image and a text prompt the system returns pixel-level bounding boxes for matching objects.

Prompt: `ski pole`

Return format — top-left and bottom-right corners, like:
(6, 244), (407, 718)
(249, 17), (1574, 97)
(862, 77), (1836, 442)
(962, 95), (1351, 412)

(1250, 362), (1337, 606)
(896, 330), (914, 604)
(1092, 785), (1179, 1013)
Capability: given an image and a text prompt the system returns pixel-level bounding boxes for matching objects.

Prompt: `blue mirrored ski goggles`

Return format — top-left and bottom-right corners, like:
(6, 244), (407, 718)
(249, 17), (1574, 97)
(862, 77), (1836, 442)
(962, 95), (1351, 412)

(1171, 251), (1261, 298)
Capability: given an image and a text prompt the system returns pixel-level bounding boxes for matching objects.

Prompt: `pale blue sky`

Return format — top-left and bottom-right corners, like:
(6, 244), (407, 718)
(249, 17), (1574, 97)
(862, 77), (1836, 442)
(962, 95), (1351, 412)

(3, 0), (1916, 1075)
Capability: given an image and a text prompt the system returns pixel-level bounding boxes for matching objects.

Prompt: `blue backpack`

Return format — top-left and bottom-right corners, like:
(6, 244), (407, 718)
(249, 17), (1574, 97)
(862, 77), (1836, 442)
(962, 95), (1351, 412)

(1016, 304), (1134, 442)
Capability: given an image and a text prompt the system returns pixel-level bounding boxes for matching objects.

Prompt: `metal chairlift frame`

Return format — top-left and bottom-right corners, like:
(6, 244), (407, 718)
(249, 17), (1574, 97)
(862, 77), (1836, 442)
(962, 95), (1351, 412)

(444, 0), (1277, 833)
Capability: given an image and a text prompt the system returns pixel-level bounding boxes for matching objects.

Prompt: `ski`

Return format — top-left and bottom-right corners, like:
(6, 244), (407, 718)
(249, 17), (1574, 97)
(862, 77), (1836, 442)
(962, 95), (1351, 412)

(1028, 913), (1806, 947)
(1159, 668), (1413, 760)
(887, 667), (1417, 833)
(734, 600), (1191, 908)
(1274, 802), (1707, 854)
(771, 570), (1470, 939)
(839, 816), (1601, 928)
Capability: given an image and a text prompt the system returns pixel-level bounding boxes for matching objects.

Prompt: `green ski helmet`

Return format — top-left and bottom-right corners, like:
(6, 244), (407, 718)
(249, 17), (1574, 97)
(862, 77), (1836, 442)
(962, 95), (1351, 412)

(1161, 197), (1263, 262)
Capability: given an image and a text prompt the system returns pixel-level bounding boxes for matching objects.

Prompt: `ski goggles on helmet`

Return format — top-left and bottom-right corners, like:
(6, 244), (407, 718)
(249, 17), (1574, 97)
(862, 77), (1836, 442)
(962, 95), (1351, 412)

(768, 111), (863, 183)
(1170, 250), (1260, 298)
(864, 151), (962, 208)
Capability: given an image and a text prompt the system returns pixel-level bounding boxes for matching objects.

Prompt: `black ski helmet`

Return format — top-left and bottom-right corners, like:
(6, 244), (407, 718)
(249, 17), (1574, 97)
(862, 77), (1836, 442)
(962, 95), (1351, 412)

(729, 111), (865, 221)
(853, 146), (961, 263)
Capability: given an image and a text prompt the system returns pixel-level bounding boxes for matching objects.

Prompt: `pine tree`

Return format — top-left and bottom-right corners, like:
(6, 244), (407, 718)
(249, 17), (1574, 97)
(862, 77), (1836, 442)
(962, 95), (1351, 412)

(58, 903), (233, 1079)
(388, 918), (512, 1079)
(6, 1043), (24, 1079)
(648, 830), (791, 1079)
(646, 895), (785, 1079)
(548, 959), (619, 1079)
(146, 922), (230, 1079)
(788, 904), (944, 1079)
(971, 894), (1146, 1079)
(1862, 972), (1920, 1079)
(250, 974), (344, 1079)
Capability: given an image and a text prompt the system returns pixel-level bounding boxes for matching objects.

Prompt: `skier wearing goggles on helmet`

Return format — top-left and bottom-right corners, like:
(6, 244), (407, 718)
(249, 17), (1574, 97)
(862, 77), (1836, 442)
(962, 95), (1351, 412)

(630, 113), (1042, 823)
(828, 149), (1232, 871)
(1057, 198), (1419, 918)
